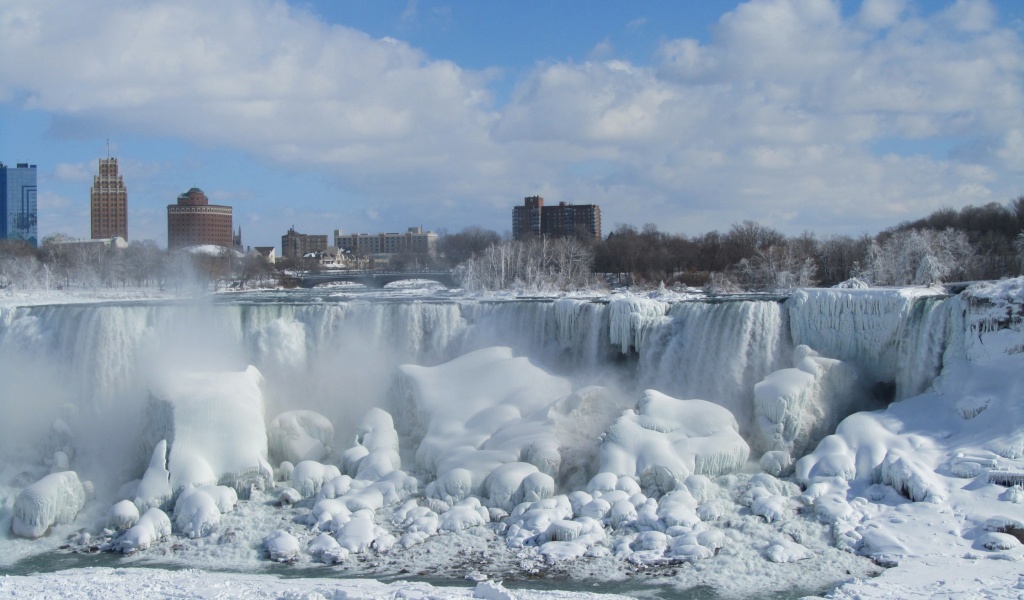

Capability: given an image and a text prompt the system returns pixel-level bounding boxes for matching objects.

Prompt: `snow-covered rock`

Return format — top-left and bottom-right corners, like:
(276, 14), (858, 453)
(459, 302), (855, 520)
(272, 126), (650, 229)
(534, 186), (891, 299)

(116, 508), (171, 553)
(12, 471), (86, 539)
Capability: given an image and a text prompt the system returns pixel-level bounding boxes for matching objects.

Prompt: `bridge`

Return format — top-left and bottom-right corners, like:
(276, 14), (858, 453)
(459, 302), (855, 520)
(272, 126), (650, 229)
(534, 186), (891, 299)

(292, 270), (458, 289)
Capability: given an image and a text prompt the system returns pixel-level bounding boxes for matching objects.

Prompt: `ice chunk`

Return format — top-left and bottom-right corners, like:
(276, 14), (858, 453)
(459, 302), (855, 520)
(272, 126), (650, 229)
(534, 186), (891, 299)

(600, 390), (749, 492)
(12, 471), (86, 539)
(335, 511), (387, 553)
(764, 539), (812, 563)
(473, 580), (517, 600)
(117, 507), (171, 553)
(107, 500), (140, 531)
(291, 461), (342, 498)
(173, 485), (236, 538)
(264, 529), (301, 562)
(308, 532), (348, 564)
(439, 502), (489, 533)
(146, 366), (273, 498)
(267, 410), (334, 465)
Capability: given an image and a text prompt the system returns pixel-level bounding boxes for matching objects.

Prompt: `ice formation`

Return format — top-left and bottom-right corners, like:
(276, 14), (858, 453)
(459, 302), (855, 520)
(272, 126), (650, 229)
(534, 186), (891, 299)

(752, 345), (861, 459)
(3, 280), (1024, 598)
(12, 471), (86, 539)
(599, 390), (749, 491)
(146, 366), (273, 498)
(391, 346), (573, 507)
(267, 410), (334, 465)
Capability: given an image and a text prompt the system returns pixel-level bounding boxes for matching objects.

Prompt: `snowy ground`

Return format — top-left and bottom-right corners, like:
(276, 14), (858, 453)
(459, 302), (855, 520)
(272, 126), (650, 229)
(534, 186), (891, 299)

(2, 280), (1024, 598)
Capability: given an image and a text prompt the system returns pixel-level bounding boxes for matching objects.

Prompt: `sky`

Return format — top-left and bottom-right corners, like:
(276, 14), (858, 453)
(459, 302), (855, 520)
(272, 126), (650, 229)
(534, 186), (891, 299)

(1, 0), (1023, 251)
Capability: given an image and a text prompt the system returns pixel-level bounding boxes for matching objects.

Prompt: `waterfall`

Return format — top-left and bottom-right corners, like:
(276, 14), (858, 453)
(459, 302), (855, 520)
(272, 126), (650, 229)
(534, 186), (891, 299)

(0, 290), (962, 487)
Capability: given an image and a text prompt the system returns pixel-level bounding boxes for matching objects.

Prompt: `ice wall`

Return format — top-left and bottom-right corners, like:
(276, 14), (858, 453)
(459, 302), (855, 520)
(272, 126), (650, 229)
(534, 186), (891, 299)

(0, 289), (960, 497)
(787, 288), (952, 399)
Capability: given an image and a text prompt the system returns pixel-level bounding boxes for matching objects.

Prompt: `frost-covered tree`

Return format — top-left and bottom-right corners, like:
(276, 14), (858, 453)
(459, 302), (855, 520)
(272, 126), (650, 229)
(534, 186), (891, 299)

(458, 237), (594, 292)
(865, 228), (976, 285)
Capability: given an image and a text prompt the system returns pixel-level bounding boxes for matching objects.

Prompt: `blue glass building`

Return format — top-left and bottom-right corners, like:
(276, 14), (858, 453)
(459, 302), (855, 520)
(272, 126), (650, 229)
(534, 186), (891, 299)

(0, 162), (38, 247)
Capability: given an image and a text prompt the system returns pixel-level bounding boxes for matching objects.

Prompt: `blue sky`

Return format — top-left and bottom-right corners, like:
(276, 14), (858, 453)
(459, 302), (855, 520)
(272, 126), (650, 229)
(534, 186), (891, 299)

(1, 0), (1023, 250)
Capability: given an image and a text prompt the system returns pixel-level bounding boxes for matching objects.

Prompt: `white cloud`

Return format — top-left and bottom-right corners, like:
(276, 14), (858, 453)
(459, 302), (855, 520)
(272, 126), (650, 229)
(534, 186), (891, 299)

(53, 163), (91, 182)
(2, 0), (1022, 239)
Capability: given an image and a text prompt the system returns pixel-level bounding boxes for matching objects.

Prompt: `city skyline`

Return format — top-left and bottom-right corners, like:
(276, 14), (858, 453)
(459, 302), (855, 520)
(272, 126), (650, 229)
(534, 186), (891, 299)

(1, 0), (1023, 250)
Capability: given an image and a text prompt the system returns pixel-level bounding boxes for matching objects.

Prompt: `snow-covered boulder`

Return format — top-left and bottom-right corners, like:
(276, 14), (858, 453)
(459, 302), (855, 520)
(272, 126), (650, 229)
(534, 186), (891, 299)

(599, 390), (749, 493)
(264, 529), (301, 562)
(12, 471), (87, 539)
(107, 500), (140, 531)
(116, 507), (171, 553)
(267, 410), (334, 465)
(291, 461), (342, 499)
(172, 485), (237, 538)
(146, 366), (273, 498)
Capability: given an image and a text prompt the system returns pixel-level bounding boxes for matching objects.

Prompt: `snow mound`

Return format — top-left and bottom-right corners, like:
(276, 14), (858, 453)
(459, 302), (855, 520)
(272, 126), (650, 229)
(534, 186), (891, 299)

(172, 485), (237, 538)
(116, 507), (171, 553)
(267, 410), (334, 465)
(264, 529), (301, 562)
(146, 366), (273, 498)
(291, 461), (342, 498)
(12, 471), (86, 538)
(599, 390), (749, 493)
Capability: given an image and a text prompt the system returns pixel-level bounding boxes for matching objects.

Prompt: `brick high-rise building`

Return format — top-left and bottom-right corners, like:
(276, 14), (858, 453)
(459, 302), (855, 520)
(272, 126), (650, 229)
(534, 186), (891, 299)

(90, 157), (128, 240)
(512, 196), (601, 240)
(0, 162), (38, 247)
(281, 227), (328, 260)
(167, 187), (233, 249)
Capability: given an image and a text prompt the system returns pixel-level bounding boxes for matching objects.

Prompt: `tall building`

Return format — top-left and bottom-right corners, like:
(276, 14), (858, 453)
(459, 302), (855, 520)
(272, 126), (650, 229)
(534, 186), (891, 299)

(167, 187), (233, 249)
(333, 226), (437, 256)
(90, 157), (128, 240)
(0, 162), (38, 247)
(512, 195), (544, 239)
(281, 227), (328, 260)
(512, 196), (601, 241)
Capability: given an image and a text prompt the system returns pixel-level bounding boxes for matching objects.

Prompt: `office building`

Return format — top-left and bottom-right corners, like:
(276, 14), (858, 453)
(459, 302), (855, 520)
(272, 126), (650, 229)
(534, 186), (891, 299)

(90, 157), (128, 240)
(512, 196), (601, 240)
(167, 187), (233, 249)
(333, 226), (437, 256)
(0, 162), (38, 247)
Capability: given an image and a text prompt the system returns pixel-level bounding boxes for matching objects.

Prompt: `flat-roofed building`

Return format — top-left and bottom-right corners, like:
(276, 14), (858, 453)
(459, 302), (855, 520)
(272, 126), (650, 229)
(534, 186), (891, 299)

(512, 196), (601, 240)
(333, 226), (437, 256)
